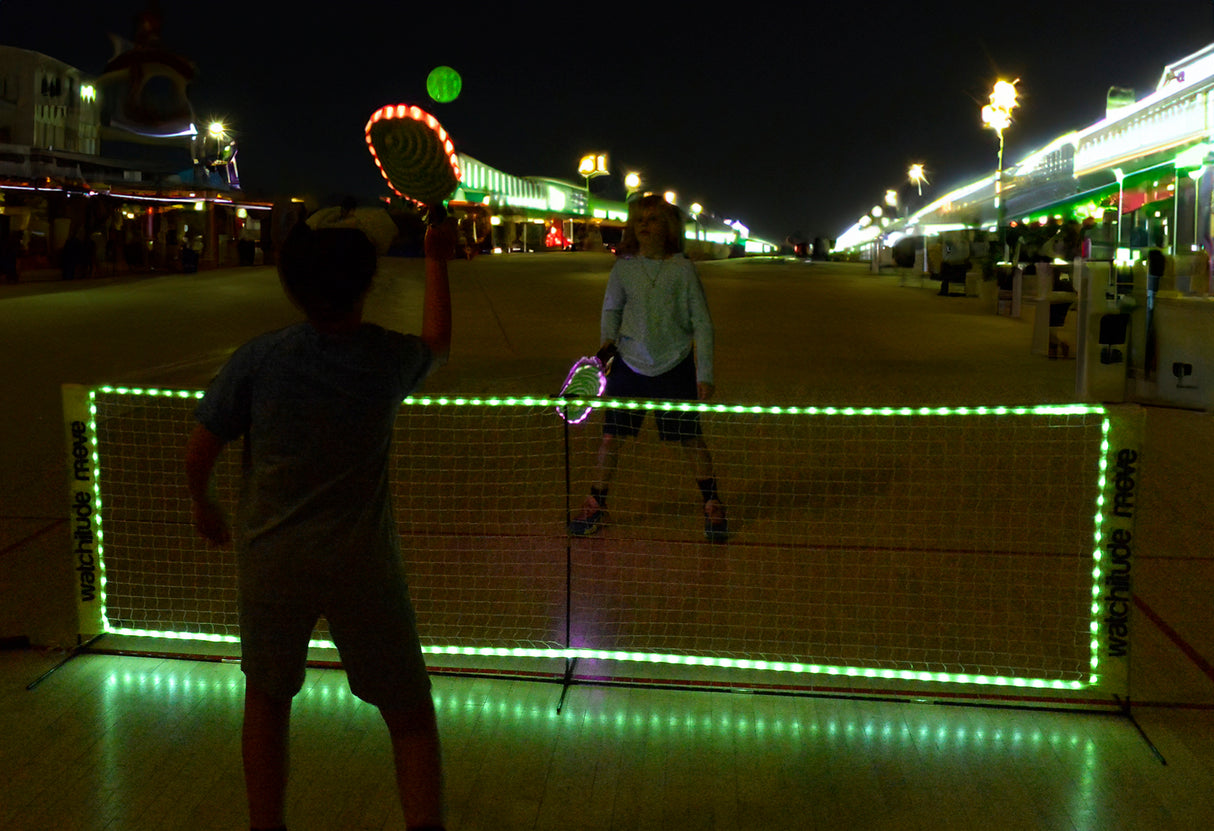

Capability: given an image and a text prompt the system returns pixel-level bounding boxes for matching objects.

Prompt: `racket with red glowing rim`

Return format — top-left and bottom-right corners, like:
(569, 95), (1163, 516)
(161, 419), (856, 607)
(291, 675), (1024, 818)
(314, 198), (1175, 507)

(364, 104), (461, 206)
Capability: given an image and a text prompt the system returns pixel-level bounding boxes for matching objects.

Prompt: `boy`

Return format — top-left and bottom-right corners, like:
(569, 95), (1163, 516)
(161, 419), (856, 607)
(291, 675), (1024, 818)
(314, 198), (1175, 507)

(185, 216), (455, 831)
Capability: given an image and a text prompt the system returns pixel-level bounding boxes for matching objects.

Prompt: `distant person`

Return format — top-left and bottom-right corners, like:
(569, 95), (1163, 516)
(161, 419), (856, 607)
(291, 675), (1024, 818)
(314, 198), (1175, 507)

(938, 231), (971, 296)
(0, 233), (18, 283)
(892, 236), (916, 269)
(1144, 247), (1166, 374)
(185, 217), (457, 831)
(892, 235), (917, 285)
(567, 193), (727, 542)
(458, 213), (478, 259)
(1040, 220), (1083, 262)
(60, 232), (82, 280)
(1040, 220), (1082, 358)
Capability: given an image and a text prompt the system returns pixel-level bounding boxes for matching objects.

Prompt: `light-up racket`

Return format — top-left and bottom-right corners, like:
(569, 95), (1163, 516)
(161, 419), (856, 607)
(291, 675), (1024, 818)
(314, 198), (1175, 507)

(364, 103), (461, 207)
(556, 349), (615, 424)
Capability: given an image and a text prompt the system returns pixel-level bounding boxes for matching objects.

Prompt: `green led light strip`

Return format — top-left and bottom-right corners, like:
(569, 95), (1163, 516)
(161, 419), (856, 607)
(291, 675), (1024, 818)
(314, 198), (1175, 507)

(95, 385), (1104, 419)
(86, 385), (1120, 697)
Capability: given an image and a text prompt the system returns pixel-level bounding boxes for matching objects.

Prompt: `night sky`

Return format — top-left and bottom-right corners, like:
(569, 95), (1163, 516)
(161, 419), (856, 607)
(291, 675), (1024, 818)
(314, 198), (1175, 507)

(3, 1), (1214, 244)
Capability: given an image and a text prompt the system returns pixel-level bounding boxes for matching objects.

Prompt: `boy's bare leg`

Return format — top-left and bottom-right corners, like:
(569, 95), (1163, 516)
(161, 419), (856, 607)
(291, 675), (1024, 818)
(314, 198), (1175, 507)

(380, 698), (445, 828)
(243, 685), (292, 829)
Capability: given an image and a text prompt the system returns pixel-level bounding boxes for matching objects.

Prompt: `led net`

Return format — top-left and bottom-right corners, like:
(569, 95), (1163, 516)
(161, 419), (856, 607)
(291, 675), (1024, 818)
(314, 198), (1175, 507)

(565, 404), (1103, 684)
(93, 390), (567, 650)
(87, 389), (1108, 694)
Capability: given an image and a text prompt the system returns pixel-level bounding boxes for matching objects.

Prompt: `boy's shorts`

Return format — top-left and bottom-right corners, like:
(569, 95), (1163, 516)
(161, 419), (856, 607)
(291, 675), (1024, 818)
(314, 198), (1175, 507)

(603, 352), (702, 441)
(239, 559), (432, 710)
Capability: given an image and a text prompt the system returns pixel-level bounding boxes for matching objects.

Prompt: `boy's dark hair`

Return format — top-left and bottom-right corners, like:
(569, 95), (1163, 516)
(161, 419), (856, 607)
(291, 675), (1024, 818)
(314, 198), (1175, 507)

(278, 223), (377, 321)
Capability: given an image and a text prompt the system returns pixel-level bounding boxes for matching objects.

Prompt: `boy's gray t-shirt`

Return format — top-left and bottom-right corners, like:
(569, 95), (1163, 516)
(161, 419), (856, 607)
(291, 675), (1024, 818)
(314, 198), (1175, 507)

(195, 322), (433, 594)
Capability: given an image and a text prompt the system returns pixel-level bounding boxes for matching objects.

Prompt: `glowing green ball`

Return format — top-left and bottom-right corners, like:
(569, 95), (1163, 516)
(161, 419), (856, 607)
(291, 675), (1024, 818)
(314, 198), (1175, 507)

(426, 66), (462, 104)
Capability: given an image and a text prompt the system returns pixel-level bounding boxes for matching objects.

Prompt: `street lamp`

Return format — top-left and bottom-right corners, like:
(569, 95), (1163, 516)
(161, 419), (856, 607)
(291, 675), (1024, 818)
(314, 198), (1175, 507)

(208, 120), (227, 159)
(908, 163), (928, 196)
(624, 171), (641, 196)
(577, 153), (608, 197)
(885, 189), (900, 220)
(981, 79), (1019, 256)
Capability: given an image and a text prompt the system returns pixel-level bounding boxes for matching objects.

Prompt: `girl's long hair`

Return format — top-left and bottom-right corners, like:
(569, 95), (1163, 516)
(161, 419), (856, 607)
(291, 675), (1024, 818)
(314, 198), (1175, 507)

(618, 194), (685, 256)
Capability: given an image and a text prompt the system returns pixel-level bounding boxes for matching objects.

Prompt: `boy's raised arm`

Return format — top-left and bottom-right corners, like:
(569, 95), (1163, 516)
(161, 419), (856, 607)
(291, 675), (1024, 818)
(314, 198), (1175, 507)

(421, 218), (456, 368)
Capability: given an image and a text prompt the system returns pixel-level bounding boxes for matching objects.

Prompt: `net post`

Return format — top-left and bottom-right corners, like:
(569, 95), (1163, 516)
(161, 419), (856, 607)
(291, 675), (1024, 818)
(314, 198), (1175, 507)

(558, 403), (577, 714)
(61, 384), (105, 640)
(1095, 403), (1145, 702)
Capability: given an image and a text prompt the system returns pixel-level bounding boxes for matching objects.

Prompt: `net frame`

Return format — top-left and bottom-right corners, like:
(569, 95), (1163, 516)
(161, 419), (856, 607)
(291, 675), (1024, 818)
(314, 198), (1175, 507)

(62, 384), (1142, 705)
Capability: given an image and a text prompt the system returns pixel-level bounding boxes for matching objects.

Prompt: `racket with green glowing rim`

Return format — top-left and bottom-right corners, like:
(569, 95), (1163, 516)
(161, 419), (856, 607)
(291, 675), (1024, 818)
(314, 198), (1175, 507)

(364, 103), (461, 207)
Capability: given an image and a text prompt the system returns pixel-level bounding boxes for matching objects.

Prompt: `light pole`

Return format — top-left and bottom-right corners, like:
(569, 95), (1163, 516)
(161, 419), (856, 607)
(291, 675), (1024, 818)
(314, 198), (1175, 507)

(869, 205), (885, 270)
(981, 79), (1019, 258)
(578, 153), (608, 253)
(1190, 167), (1205, 251)
(578, 153), (608, 199)
(1113, 167), (1125, 254)
(907, 164), (929, 271)
(208, 121), (227, 160)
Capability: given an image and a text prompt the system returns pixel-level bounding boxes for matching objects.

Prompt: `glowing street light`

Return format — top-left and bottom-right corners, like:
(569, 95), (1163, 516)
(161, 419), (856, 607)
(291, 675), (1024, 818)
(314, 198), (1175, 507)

(981, 78), (1019, 254)
(208, 120), (227, 157)
(908, 163), (928, 196)
(578, 153), (608, 197)
(885, 189), (898, 209)
(624, 171), (641, 193)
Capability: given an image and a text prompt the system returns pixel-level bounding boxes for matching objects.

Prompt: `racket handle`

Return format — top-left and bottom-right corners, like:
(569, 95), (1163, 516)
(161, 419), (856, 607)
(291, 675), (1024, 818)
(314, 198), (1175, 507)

(424, 204), (448, 226)
(595, 343), (618, 370)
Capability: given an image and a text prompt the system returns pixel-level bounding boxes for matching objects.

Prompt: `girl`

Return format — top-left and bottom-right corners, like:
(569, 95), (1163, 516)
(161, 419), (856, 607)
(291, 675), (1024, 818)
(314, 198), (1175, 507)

(568, 194), (727, 541)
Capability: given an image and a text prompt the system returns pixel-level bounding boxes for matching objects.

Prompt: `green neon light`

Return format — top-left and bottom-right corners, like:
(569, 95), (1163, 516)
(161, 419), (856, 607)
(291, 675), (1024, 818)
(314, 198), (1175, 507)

(90, 385), (1111, 694)
(87, 389), (108, 613)
(1087, 417), (1112, 679)
(96, 381), (1100, 419)
(100, 664), (1107, 743)
(423, 645), (1088, 691)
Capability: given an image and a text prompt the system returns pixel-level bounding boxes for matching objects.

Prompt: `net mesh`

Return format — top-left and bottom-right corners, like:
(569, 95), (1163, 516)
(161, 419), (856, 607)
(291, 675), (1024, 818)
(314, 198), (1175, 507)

(86, 388), (1109, 694)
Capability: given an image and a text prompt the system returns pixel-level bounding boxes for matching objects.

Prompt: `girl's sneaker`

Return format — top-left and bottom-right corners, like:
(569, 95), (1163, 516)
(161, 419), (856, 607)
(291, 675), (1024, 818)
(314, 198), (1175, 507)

(568, 495), (606, 536)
